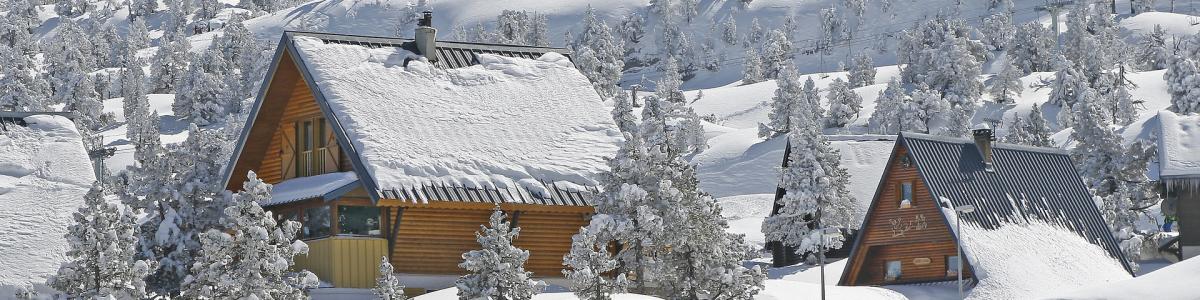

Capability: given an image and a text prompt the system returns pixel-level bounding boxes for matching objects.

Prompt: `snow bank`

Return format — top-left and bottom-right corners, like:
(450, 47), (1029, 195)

(0, 115), (94, 294)
(289, 36), (620, 200)
(1120, 12), (1200, 39)
(1047, 256), (1200, 300)
(265, 171), (358, 206)
(1156, 111), (1200, 178)
(945, 218), (1132, 300)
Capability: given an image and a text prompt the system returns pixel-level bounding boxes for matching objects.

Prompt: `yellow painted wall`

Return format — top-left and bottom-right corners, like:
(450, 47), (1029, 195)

(293, 236), (389, 288)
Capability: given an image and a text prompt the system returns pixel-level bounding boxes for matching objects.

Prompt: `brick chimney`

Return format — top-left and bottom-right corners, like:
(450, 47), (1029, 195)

(973, 124), (995, 172)
(415, 11), (437, 62)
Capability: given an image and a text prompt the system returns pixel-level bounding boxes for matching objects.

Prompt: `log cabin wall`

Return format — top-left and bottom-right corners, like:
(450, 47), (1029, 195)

(843, 146), (972, 285)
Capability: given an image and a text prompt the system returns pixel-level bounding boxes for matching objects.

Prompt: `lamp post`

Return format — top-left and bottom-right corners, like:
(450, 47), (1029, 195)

(818, 227), (842, 300)
(954, 204), (976, 300)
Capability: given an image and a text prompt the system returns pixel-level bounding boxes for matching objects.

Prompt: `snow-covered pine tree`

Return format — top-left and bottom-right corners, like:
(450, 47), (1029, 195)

(721, 16), (738, 46)
(128, 18), (151, 56)
(900, 83), (945, 133)
(824, 78), (862, 129)
(818, 7), (845, 59)
(742, 48), (765, 85)
(1003, 104), (1053, 147)
(762, 89), (857, 263)
(576, 7), (626, 100)
(457, 209), (543, 300)
(149, 28), (192, 93)
(61, 75), (105, 131)
(54, 0), (89, 17)
(1134, 0), (1155, 13)
(868, 79), (905, 134)
(652, 58), (706, 154)
(899, 17), (986, 107)
(563, 221), (627, 300)
(989, 60), (1024, 104)
(1070, 91), (1147, 271)
(1137, 25), (1170, 71)
(46, 19), (96, 106)
(1010, 22), (1056, 74)
(50, 184), (153, 299)
(760, 65), (804, 138)
(1048, 57), (1088, 125)
(94, 21), (122, 69)
(940, 105), (975, 137)
(762, 29), (792, 79)
(980, 12), (1014, 51)
(848, 53), (875, 88)
(747, 18), (764, 46)
(184, 171), (318, 299)
(176, 51), (228, 125)
(374, 257), (406, 300)
(1165, 55), (1200, 114)
(802, 77), (825, 122)
(0, 43), (50, 111)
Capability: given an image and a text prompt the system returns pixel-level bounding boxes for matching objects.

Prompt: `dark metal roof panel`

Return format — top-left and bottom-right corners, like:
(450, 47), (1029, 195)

(287, 31), (571, 70)
(900, 132), (1134, 274)
(374, 181), (595, 207)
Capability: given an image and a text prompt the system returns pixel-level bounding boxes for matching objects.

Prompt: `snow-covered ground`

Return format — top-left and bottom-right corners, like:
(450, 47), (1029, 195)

(0, 115), (95, 295)
(1049, 256), (1200, 300)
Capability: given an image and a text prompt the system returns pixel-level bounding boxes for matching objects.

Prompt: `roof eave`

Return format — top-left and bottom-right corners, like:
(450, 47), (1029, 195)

(283, 32), (385, 204)
(222, 33), (290, 189)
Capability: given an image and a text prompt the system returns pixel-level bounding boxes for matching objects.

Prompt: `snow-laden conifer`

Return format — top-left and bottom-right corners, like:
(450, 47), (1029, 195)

(1003, 104), (1053, 147)
(762, 30), (792, 79)
(184, 171), (318, 299)
(456, 209), (543, 300)
(563, 221), (627, 300)
(1137, 25), (1170, 71)
(762, 89), (857, 261)
(980, 12), (1013, 51)
(760, 65), (804, 138)
(149, 28), (192, 93)
(868, 79), (905, 134)
(50, 184), (153, 299)
(742, 48), (765, 85)
(989, 60), (1024, 104)
(0, 43), (50, 111)
(1010, 22), (1055, 73)
(824, 78), (862, 129)
(848, 53), (875, 88)
(900, 83), (945, 133)
(1165, 55), (1200, 114)
(374, 257), (406, 300)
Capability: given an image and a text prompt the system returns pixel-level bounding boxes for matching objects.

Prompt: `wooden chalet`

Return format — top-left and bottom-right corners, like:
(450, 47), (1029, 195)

(837, 129), (1133, 286)
(222, 13), (620, 291)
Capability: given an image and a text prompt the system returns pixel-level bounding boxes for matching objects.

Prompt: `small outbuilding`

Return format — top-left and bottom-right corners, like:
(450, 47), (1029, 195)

(1156, 110), (1200, 260)
(837, 129), (1133, 297)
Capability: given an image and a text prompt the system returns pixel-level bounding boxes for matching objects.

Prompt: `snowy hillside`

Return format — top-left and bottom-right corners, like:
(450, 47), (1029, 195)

(0, 115), (94, 295)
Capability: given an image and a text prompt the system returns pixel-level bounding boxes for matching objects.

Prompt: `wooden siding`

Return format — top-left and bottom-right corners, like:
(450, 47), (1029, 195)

(385, 202), (588, 277)
(512, 211), (590, 275)
(259, 76), (327, 184)
(293, 236), (389, 288)
(843, 146), (972, 285)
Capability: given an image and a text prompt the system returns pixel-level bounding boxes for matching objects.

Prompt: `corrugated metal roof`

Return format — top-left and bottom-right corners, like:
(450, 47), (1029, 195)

(900, 132), (1134, 274)
(289, 31), (571, 69)
(377, 181), (596, 206)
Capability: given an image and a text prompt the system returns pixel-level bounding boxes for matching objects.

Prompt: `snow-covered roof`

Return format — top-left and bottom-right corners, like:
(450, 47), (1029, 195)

(892, 132), (1133, 274)
(265, 171), (359, 207)
(0, 115), (94, 292)
(284, 33), (620, 205)
(1156, 110), (1200, 179)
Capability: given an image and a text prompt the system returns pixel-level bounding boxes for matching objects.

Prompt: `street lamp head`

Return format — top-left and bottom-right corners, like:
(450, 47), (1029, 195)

(955, 205), (976, 213)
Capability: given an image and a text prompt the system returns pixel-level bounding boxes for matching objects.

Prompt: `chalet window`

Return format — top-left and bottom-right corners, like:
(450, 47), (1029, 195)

(337, 206), (381, 236)
(295, 117), (330, 177)
(899, 182), (913, 208)
(946, 255), (961, 277)
(303, 205), (332, 238)
(885, 260), (902, 281)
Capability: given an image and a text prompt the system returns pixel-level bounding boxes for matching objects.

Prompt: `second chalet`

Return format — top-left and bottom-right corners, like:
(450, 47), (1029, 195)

(222, 13), (620, 291)
(837, 128), (1135, 298)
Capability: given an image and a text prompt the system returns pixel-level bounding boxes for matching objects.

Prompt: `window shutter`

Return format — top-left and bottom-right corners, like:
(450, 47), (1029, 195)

(281, 123), (297, 179)
(323, 121), (340, 172)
